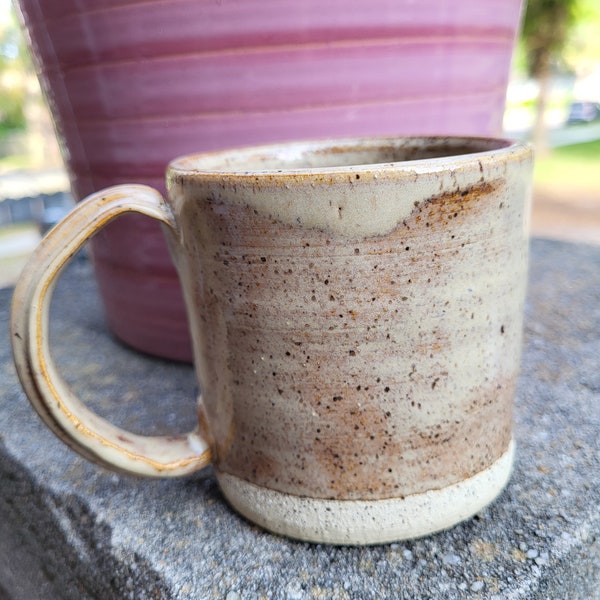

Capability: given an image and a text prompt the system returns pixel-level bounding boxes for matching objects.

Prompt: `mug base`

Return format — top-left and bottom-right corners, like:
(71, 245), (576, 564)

(217, 439), (514, 545)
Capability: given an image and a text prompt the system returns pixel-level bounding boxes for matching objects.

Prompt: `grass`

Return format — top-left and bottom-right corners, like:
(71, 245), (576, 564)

(0, 153), (32, 173)
(0, 221), (38, 234)
(534, 139), (600, 192)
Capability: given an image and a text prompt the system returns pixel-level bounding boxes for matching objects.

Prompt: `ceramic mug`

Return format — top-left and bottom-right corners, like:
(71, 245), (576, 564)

(11, 137), (533, 545)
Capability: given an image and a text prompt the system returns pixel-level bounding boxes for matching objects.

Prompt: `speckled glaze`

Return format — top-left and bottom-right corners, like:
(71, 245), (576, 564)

(11, 137), (533, 544)
(15, 0), (525, 362)
(167, 137), (532, 509)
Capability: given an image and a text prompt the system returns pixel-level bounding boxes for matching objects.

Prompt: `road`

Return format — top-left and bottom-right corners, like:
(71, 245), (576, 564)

(506, 121), (600, 147)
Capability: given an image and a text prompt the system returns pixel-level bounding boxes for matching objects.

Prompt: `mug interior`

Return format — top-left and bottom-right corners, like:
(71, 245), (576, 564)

(170, 137), (515, 174)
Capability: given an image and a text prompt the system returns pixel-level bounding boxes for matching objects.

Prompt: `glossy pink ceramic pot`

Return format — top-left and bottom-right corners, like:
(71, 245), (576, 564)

(16, 0), (524, 361)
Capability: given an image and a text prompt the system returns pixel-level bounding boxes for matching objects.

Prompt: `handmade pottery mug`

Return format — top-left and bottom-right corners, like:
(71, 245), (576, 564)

(11, 137), (533, 545)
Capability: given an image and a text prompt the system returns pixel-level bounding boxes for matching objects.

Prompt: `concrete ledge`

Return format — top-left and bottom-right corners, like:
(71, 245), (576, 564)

(1, 238), (599, 599)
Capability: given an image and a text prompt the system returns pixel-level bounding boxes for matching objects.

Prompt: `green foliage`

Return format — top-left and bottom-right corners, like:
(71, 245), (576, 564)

(0, 4), (28, 134)
(519, 0), (600, 77)
(563, 0), (600, 71)
(521, 0), (580, 77)
(0, 89), (26, 133)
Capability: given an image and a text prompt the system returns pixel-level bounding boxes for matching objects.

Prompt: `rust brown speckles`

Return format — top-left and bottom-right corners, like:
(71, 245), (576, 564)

(414, 180), (499, 230)
(171, 140), (530, 505)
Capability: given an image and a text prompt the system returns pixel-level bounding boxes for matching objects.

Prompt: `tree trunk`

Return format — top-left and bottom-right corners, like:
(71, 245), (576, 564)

(532, 52), (552, 157)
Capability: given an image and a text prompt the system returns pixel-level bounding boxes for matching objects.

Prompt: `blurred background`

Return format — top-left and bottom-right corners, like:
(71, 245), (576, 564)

(0, 0), (599, 289)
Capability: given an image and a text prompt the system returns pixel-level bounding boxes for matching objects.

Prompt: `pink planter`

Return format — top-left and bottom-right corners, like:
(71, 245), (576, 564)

(17, 0), (524, 361)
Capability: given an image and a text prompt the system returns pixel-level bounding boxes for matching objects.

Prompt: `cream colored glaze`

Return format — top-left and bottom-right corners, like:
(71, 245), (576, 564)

(218, 439), (515, 545)
(168, 137), (524, 238)
(165, 137), (532, 502)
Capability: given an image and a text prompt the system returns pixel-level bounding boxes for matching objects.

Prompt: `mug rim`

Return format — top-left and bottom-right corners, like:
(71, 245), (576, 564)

(167, 136), (531, 179)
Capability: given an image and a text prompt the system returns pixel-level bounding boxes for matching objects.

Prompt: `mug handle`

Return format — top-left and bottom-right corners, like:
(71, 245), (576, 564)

(10, 184), (211, 477)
